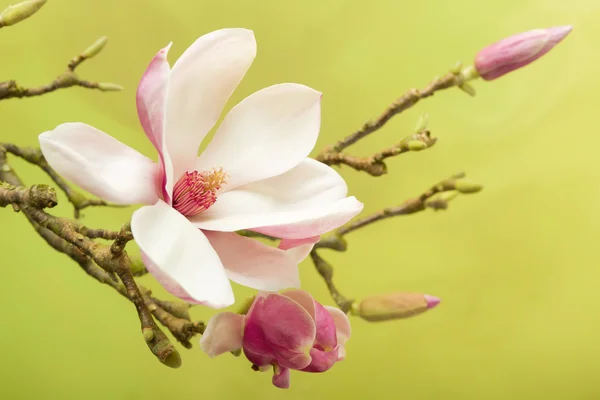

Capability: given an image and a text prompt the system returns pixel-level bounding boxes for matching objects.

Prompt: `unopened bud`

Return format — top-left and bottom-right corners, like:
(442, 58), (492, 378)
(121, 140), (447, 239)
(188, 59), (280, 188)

(82, 36), (108, 59)
(407, 140), (427, 151)
(352, 292), (440, 322)
(0, 0), (46, 27)
(474, 26), (572, 81)
(455, 180), (483, 194)
(98, 82), (123, 92)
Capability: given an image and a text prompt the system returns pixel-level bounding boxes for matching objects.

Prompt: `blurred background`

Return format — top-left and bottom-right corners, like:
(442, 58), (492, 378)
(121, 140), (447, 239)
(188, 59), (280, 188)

(1, 0), (599, 398)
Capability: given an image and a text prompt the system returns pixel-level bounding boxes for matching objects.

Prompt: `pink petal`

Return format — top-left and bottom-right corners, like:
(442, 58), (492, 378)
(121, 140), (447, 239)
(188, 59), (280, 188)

(199, 312), (244, 357)
(301, 348), (339, 373)
(39, 123), (159, 205)
(278, 236), (320, 250)
(203, 231), (301, 291)
(131, 201), (234, 308)
(196, 84), (322, 190)
(272, 365), (291, 389)
(324, 306), (351, 361)
(243, 347), (274, 368)
(243, 294), (315, 370)
(284, 243), (315, 265)
(190, 158), (363, 236)
(166, 29), (257, 180)
(281, 289), (316, 320)
(313, 301), (338, 351)
(136, 44), (174, 203)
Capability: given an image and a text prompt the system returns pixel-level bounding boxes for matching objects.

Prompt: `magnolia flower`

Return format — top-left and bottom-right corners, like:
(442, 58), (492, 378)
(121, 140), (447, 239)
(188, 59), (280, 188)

(474, 26), (572, 81)
(39, 29), (363, 308)
(200, 290), (351, 389)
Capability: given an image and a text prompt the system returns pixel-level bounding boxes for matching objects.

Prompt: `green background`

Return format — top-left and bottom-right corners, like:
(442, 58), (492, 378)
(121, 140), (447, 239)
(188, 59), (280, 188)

(1, 0), (598, 398)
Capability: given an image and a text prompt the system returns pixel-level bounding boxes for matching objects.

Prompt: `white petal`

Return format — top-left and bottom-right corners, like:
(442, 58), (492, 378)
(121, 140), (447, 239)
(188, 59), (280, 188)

(200, 312), (244, 358)
(39, 123), (159, 205)
(166, 29), (257, 179)
(196, 83), (322, 190)
(136, 43), (174, 203)
(131, 201), (234, 308)
(204, 231), (300, 291)
(190, 159), (363, 237)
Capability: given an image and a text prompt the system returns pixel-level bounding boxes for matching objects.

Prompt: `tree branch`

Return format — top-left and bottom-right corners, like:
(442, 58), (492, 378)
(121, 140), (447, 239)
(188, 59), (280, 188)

(0, 36), (122, 100)
(319, 70), (470, 156)
(0, 182), (57, 210)
(316, 128), (437, 176)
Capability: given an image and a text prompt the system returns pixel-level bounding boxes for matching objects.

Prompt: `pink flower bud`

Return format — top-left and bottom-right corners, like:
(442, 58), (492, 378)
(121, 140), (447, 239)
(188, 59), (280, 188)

(474, 26), (572, 81)
(200, 289), (351, 389)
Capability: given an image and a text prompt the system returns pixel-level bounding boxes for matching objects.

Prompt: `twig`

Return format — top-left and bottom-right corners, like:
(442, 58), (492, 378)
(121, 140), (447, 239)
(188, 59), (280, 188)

(316, 129), (437, 176)
(1, 143), (123, 218)
(319, 71), (466, 156)
(336, 172), (479, 237)
(310, 250), (353, 312)
(0, 36), (122, 100)
(142, 289), (205, 349)
(110, 222), (133, 256)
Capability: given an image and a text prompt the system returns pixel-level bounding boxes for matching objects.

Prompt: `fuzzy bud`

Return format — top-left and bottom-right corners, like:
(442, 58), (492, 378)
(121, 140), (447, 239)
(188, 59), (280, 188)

(353, 292), (440, 322)
(474, 26), (572, 81)
(455, 180), (483, 194)
(0, 0), (46, 27)
(82, 36), (108, 59)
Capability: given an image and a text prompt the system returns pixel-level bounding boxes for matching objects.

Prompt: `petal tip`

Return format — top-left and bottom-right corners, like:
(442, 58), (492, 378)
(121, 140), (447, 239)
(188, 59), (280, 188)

(424, 294), (441, 309)
(549, 25), (573, 41)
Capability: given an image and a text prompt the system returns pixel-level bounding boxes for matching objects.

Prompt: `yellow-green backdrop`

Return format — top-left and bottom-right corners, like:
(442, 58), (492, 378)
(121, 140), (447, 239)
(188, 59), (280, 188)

(1, 0), (598, 399)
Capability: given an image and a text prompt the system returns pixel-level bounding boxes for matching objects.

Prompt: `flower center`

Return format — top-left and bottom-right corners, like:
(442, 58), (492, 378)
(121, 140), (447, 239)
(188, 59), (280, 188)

(172, 169), (227, 217)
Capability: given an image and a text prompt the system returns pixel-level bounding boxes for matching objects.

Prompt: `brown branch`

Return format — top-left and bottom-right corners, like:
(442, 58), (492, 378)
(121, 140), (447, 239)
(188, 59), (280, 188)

(142, 289), (205, 349)
(1, 143), (124, 218)
(0, 36), (122, 100)
(316, 129), (437, 176)
(320, 71), (468, 156)
(336, 172), (482, 237)
(110, 222), (133, 256)
(310, 250), (353, 312)
(0, 182), (57, 210)
(0, 149), (180, 367)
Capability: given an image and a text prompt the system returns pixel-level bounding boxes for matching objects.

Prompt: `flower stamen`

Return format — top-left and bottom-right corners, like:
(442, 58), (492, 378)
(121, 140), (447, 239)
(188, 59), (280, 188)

(172, 169), (227, 217)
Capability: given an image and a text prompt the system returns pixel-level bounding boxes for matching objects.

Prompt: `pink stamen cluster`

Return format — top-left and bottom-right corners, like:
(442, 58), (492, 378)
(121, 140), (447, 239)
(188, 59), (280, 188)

(172, 169), (227, 216)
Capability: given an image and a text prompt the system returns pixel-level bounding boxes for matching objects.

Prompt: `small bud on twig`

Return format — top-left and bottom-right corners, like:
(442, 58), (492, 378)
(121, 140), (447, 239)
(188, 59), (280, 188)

(0, 0), (46, 28)
(97, 82), (123, 92)
(455, 180), (483, 194)
(352, 292), (440, 322)
(81, 36), (108, 59)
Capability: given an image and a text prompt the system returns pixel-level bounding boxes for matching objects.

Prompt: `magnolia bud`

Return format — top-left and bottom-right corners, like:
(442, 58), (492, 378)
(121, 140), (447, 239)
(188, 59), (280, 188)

(82, 36), (108, 59)
(97, 82), (123, 91)
(474, 26), (572, 81)
(0, 0), (46, 27)
(455, 180), (483, 194)
(353, 292), (440, 322)
(407, 140), (427, 151)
